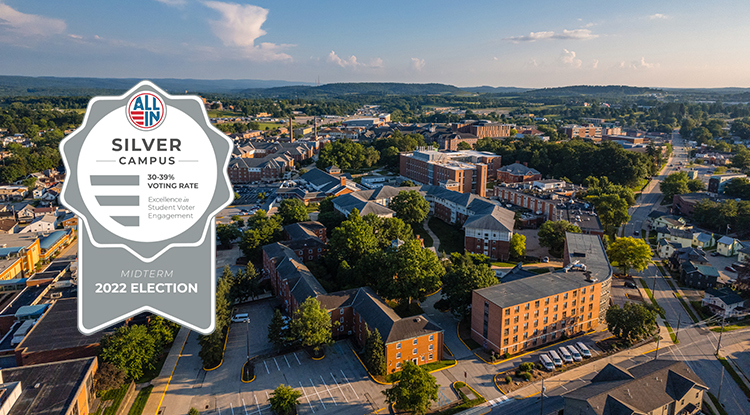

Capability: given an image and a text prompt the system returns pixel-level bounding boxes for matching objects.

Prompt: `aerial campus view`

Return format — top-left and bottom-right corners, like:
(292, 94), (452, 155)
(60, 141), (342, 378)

(0, 1), (749, 415)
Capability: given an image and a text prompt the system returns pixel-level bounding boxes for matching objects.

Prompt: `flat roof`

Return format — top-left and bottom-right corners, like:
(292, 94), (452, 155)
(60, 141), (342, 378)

(1, 357), (95, 415)
(0, 286), (45, 317)
(16, 298), (108, 354)
(476, 233), (612, 308)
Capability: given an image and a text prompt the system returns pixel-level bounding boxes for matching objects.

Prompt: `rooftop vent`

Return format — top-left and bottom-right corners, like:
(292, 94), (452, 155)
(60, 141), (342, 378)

(34, 383), (40, 389)
(414, 317), (422, 323)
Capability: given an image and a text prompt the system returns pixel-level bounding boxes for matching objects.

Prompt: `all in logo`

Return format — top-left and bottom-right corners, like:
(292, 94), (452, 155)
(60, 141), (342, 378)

(127, 92), (166, 130)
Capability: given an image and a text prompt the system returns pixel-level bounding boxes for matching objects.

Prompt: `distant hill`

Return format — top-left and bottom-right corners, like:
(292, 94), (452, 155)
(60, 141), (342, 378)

(0, 76), (312, 96)
(239, 82), (467, 98)
(460, 86), (530, 94)
(522, 85), (662, 97)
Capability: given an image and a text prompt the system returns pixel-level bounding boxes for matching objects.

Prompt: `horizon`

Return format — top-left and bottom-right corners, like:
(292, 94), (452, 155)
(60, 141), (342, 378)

(1, 1), (749, 88)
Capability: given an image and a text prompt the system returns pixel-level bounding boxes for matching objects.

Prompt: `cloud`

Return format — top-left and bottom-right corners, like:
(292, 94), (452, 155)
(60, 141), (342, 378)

(0, 2), (66, 38)
(327, 51), (383, 69)
(203, 1), (292, 61)
(560, 49), (582, 68)
(506, 28), (597, 42)
(592, 59), (599, 69)
(156, 0), (187, 5)
(648, 13), (669, 20)
(618, 57), (660, 70)
(411, 57), (425, 71)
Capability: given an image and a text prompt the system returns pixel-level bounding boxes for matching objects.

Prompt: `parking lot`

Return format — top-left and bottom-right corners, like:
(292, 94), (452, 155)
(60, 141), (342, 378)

(610, 276), (642, 308)
(234, 186), (278, 207)
(199, 299), (389, 415)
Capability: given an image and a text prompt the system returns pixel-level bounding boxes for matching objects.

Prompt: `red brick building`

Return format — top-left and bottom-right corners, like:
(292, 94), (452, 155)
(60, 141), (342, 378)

(496, 162), (542, 183)
(228, 153), (294, 184)
(563, 124), (602, 140)
(400, 149), (500, 197)
(454, 121), (514, 138)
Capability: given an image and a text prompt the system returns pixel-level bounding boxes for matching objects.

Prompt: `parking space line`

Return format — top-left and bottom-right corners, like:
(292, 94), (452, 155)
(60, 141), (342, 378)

(264, 361), (269, 374)
(253, 395), (260, 415)
(300, 382), (315, 413)
(230, 402), (235, 415)
(294, 352), (301, 365)
(284, 355), (291, 368)
(330, 373), (348, 402)
(242, 398), (249, 415)
(340, 370), (359, 399)
(320, 375), (337, 405)
(274, 357), (280, 371)
(310, 379), (326, 409)
(265, 391), (269, 400)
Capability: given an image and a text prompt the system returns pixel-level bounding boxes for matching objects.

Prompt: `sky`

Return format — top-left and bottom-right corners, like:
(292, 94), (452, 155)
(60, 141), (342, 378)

(0, 0), (749, 88)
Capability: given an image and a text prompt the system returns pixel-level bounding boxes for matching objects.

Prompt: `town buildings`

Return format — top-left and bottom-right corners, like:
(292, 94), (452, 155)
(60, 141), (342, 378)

(563, 360), (706, 415)
(399, 148), (501, 197)
(453, 121), (514, 138)
(496, 162), (542, 184)
(563, 124), (602, 140)
(702, 287), (747, 319)
(708, 173), (747, 194)
(470, 232), (612, 355)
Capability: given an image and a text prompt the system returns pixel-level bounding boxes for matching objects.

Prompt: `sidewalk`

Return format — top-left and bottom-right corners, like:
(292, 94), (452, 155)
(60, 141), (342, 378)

(423, 217), (440, 251)
(142, 326), (191, 415)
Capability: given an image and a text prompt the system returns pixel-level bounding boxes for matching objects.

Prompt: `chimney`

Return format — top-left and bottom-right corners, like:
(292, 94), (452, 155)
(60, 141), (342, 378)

(340, 177), (346, 186)
(523, 162), (528, 167)
(289, 118), (294, 142)
(515, 160), (520, 164)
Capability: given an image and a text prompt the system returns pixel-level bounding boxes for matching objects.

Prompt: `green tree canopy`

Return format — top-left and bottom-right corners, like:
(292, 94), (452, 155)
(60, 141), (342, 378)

(390, 190), (430, 225)
(606, 302), (661, 343)
(216, 224), (241, 248)
(660, 172), (690, 201)
(538, 220), (581, 257)
(383, 361), (439, 415)
(607, 236), (652, 275)
(589, 193), (631, 230)
(268, 309), (294, 350)
(441, 252), (497, 318)
(509, 233), (526, 261)
(278, 198), (309, 225)
(291, 297), (333, 351)
(686, 178), (705, 192)
(239, 210), (282, 261)
(327, 209), (379, 265)
(364, 328), (387, 376)
(379, 239), (444, 304)
(100, 325), (157, 381)
(363, 214), (414, 248)
(269, 384), (302, 415)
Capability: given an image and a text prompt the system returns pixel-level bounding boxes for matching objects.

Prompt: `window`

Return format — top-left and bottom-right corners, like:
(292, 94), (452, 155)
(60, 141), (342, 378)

(523, 332), (528, 339)
(504, 339), (509, 345)
(534, 310), (539, 318)
(554, 295), (559, 302)
(552, 323), (557, 329)
(563, 302), (567, 309)
(429, 334), (434, 341)
(512, 345), (517, 352)
(397, 343), (401, 349)
(504, 318), (510, 325)
(580, 306), (584, 313)
(514, 316), (519, 323)
(504, 328), (509, 335)
(513, 335), (518, 342)
(413, 348), (417, 355)
(572, 300), (576, 306)
(544, 307), (549, 314)
(514, 306), (519, 312)
(523, 323), (528, 329)
(589, 304), (593, 311)
(564, 293), (568, 300)
(534, 319), (538, 327)
(545, 298), (549, 305)
(581, 297), (585, 304)
(413, 339), (418, 345)
(588, 312), (592, 319)
(563, 312), (567, 318)
(525, 303), (530, 310)
(573, 291), (577, 297)
(397, 352), (401, 359)
(534, 300), (540, 308)
(514, 325), (518, 333)
(397, 362), (402, 369)
(429, 344), (434, 351)
(524, 313), (529, 320)
(543, 317), (548, 324)
(553, 305), (558, 312)
(429, 353), (434, 360)
(590, 295), (594, 301)
(582, 287), (587, 294)
(421, 356), (425, 362)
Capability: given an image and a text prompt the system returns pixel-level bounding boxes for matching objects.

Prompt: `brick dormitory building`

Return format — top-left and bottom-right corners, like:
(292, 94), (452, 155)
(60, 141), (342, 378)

(399, 148), (501, 197)
(262, 221), (444, 373)
(470, 232), (612, 355)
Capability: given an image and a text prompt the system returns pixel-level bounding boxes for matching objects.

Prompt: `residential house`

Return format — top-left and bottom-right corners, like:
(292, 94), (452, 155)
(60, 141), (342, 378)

(19, 214), (57, 234)
(650, 215), (688, 231)
(59, 212), (77, 228)
(717, 236), (743, 257)
(33, 206), (57, 218)
(656, 226), (694, 248)
(738, 245), (750, 265)
(680, 261), (720, 289)
(15, 204), (35, 223)
(668, 247), (709, 272)
(702, 287), (747, 319)
(0, 219), (19, 234)
(657, 238), (680, 259)
(692, 232), (715, 249)
(31, 188), (45, 199)
(0, 186), (27, 202)
(563, 360), (707, 415)
(281, 221), (327, 262)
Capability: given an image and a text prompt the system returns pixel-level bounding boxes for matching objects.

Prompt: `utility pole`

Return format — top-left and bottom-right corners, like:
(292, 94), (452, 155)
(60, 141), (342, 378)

(654, 335), (661, 360)
(540, 376), (544, 415)
(716, 313), (726, 355)
(717, 365), (725, 403)
(675, 314), (681, 342)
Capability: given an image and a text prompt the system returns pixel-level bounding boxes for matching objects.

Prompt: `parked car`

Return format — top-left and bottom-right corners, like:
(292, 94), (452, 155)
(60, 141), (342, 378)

(711, 252), (721, 257)
(542, 256), (549, 263)
(625, 281), (637, 288)
(576, 342), (592, 358)
(567, 345), (582, 362)
(539, 354), (555, 371)
(725, 266), (736, 273)
(558, 347), (573, 364)
(231, 313), (249, 323)
(548, 350), (563, 366)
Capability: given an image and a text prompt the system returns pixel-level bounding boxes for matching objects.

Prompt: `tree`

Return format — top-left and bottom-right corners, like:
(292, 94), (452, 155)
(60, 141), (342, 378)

(268, 309), (293, 350)
(216, 224), (241, 248)
(589, 193), (631, 231)
(278, 198), (308, 225)
(363, 215), (414, 248)
(660, 172), (690, 201)
(100, 325), (157, 381)
(269, 384), (302, 415)
(327, 209), (379, 265)
(390, 190), (430, 225)
(188, 409), (200, 415)
(232, 215), (245, 227)
(457, 141), (472, 150)
(291, 297), (333, 352)
(538, 220), (581, 257)
(607, 237), (652, 276)
(379, 239), (444, 304)
(400, 179), (416, 187)
(239, 210), (282, 260)
(606, 302), (661, 343)
(441, 252), (497, 318)
(687, 179), (705, 192)
(383, 361), (439, 415)
(317, 196), (346, 231)
(509, 233), (526, 261)
(147, 316), (178, 352)
(94, 362), (126, 392)
(364, 329), (386, 376)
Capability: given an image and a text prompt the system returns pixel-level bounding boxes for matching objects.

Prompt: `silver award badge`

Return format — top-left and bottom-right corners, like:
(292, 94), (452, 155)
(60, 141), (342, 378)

(60, 81), (233, 335)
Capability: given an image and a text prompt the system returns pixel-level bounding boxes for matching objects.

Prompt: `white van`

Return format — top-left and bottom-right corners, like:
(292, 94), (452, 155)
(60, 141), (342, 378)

(539, 354), (555, 371)
(231, 313), (249, 323)
(548, 350), (563, 366)
(576, 342), (592, 358)
(567, 345), (582, 362)
(558, 347), (573, 364)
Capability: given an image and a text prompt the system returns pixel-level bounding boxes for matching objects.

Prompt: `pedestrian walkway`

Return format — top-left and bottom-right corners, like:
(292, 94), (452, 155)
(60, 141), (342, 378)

(423, 217), (440, 251)
(142, 326), (191, 415)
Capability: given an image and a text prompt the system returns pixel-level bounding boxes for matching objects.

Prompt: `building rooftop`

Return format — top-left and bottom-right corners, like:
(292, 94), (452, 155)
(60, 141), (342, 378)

(705, 287), (744, 306)
(498, 163), (541, 176)
(1, 357), (96, 415)
(476, 233), (612, 308)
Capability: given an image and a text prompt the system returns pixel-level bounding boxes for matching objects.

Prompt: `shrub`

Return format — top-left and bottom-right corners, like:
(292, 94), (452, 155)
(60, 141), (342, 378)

(520, 372), (533, 381)
(519, 362), (534, 372)
(502, 352), (511, 359)
(189, 409), (200, 415)
(505, 376), (512, 384)
(434, 298), (450, 312)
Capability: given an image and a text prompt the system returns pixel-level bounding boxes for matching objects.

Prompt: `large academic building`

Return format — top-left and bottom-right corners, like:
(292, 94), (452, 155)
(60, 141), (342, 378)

(470, 232), (612, 355)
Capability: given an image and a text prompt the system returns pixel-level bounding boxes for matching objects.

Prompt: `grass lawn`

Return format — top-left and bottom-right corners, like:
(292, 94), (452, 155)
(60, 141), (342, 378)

(412, 221), (434, 247)
(491, 261), (516, 267)
(136, 352), (169, 384)
(92, 384), (130, 415)
(428, 217), (464, 255)
(128, 386), (153, 415)
(432, 382), (486, 415)
(707, 392), (728, 415)
(385, 360), (456, 382)
(691, 301), (713, 321)
(710, 318), (750, 332)
(207, 109), (242, 118)
(458, 318), (482, 350)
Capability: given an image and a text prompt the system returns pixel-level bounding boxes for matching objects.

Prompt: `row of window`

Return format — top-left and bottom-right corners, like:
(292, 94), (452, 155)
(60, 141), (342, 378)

(499, 321), (594, 353)
(396, 344), (435, 359)
(396, 334), (435, 349)
(503, 291), (595, 316)
(503, 303), (595, 325)
(395, 353), (434, 368)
